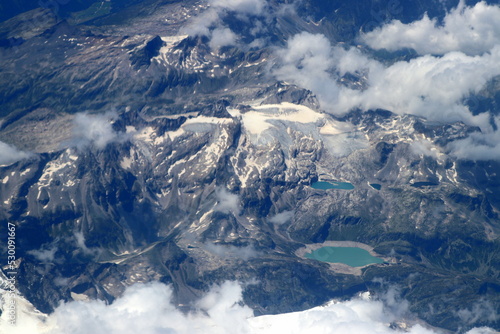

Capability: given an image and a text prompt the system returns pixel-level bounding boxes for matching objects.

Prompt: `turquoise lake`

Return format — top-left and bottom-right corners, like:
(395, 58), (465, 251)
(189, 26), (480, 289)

(311, 181), (355, 190)
(305, 246), (384, 267)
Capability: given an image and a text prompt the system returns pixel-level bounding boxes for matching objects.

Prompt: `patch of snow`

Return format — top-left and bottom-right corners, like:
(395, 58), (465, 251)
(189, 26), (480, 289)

(39, 160), (73, 186)
(134, 127), (156, 143)
(183, 116), (233, 126)
(64, 179), (76, 187)
(167, 128), (185, 140)
(319, 121), (352, 135)
(121, 156), (133, 169)
(126, 125), (137, 133)
(199, 210), (212, 224)
(160, 35), (188, 44)
(20, 168), (31, 176)
(228, 102), (323, 136)
(168, 157), (188, 175)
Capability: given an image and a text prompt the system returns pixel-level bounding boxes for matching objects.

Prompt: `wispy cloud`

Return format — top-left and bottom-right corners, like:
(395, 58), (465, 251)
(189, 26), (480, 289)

(27, 245), (57, 263)
(456, 298), (500, 325)
(203, 242), (259, 260)
(209, 27), (238, 49)
(447, 117), (500, 160)
(410, 140), (440, 159)
(0, 141), (31, 166)
(181, 0), (268, 49)
(181, 7), (219, 37)
(214, 187), (241, 214)
(268, 211), (293, 224)
(273, 33), (340, 110)
(74, 231), (102, 257)
(211, 0), (266, 16)
(71, 111), (124, 149)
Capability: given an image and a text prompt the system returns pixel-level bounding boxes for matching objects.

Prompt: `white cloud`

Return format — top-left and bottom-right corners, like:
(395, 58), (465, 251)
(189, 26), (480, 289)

(54, 277), (70, 287)
(182, 0), (266, 38)
(181, 8), (220, 36)
(274, 33), (500, 129)
(466, 328), (499, 334)
(250, 296), (427, 334)
(273, 32), (340, 109)
(269, 1), (500, 163)
(209, 27), (238, 49)
(72, 111), (123, 149)
(456, 298), (500, 325)
(211, 0), (266, 16)
(180, 8), (239, 51)
(0, 141), (31, 166)
(410, 140), (440, 159)
(448, 117), (500, 160)
(271, 24), (500, 161)
(214, 187), (241, 214)
(268, 210), (293, 224)
(3, 281), (496, 334)
(361, 1), (500, 56)
(195, 281), (255, 333)
(74, 231), (102, 257)
(345, 47), (500, 125)
(204, 242), (259, 260)
(2, 281), (254, 334)
(27, 246), (57, 263)
(273, 33), (500, 125)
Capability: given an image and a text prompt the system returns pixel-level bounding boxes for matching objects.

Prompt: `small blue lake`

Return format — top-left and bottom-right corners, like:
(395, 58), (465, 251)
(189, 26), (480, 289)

(311, 181), (354, 190)
(305, 246), (384, 267)
(370, 183), (382, 190)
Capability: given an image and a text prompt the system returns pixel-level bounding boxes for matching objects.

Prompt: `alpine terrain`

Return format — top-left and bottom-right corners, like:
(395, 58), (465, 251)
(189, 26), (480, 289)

(1, 0), (500, 333)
